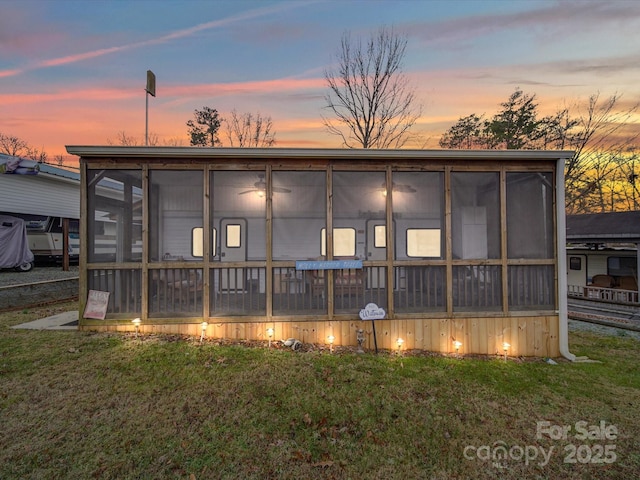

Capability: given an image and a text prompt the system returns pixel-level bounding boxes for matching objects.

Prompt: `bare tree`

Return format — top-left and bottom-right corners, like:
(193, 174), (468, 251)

(323, 26), (422, 149)
(107, 131), (160, 146)
(224, 110), (276, 147)
(564, 93), (640, 213)
(0, 133), (29, 156)
(107, 131), (140, 146)
(162, 137), (186, 147)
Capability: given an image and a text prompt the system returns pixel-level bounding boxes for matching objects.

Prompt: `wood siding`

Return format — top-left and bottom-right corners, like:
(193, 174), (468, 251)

(80, 315), (559, 358)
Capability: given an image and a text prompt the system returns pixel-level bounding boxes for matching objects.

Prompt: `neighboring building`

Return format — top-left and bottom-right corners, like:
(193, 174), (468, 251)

(67, 146), (575, 359)
(566, 211), (639, 303)
(0, 156), (80, 263)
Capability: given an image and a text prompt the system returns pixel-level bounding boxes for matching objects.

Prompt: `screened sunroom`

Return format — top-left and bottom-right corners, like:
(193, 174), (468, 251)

(68, 147), (573, 357)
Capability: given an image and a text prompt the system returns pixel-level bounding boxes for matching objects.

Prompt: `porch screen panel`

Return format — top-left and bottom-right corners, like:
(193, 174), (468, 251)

(450, 172), (500, 260)
(393, 172), (443, 260)
(453, 265), (502, 311)
(333, 171), (386, 260)
(87, 170), (142, 263)
(508, 265), (555, 310)
(333, 172), (386, 313)
(506, 172), (556, 311)
(211, 171), (266, 261)
(506, 172), (554, 259)
(149, 170), (203, 262)
(272, 171), (325, 260)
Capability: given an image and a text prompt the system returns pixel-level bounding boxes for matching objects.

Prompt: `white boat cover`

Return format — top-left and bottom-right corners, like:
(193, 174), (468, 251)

(0, 215), (34, 268)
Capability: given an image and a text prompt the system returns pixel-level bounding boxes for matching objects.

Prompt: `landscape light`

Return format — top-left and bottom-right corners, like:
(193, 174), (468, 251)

(327, 334), (335, 353)
(200, 322), (208, 343)
(503, 342), (510, 361)
(132, 318), (141, 338)
(453, 340), (462, 355)
(267, 327), (274, 348)
(396, 338), (404, 353)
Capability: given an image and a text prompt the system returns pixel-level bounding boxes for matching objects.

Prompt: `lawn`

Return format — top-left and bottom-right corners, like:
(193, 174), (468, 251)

(1, 302), (638, 479)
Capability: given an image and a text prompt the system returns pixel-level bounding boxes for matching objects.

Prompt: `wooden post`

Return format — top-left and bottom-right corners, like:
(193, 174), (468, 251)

(62, 217), (70, 271)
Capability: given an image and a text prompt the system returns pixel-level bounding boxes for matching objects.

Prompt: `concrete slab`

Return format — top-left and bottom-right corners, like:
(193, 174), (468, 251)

(11, 310), (79, 330)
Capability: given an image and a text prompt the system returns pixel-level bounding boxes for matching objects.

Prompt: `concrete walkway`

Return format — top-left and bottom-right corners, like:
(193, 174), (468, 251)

(10, 310), (79, 331)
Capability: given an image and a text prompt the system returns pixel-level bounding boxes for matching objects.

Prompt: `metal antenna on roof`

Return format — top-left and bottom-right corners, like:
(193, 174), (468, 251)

(145, 70), (156, 146)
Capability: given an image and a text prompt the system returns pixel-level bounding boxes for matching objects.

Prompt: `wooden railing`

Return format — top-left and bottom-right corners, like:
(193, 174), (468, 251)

(88, 268), (141, 314)
(568, 284), (639, 304)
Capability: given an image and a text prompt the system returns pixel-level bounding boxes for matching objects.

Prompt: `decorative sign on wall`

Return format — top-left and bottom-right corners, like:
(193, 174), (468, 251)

(83, 290), (110, 320)
(296, 259), (363, 270)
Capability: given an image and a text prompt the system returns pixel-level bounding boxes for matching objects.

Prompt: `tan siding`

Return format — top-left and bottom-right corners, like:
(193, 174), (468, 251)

(0, 174), (79, 218)
(82, 315), (560, 357)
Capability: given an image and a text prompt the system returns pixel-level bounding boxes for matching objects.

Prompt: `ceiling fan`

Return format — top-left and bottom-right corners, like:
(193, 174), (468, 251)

(380, 181), (416, 196)
(239, 173), (291, 195)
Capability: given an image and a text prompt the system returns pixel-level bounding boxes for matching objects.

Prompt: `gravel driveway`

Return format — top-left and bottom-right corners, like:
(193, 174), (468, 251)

(0, 266), (79, 288)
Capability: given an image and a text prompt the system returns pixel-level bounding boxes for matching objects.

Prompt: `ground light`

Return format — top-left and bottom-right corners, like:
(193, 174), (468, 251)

(503, 342), (510, 361)
(132, 318), (141, 338)
(267, 327), (274, 348)
(200, 322), (208, 343)
(453, 340), (462, 355)
(396, 338), (404, 355)
(327, 334), (335, 353)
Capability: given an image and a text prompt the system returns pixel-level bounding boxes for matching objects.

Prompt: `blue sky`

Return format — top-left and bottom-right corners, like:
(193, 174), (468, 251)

(1, 0), (639, 161)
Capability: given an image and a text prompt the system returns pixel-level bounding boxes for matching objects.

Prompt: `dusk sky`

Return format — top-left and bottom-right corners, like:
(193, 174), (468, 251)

(2, 0), (640, 164)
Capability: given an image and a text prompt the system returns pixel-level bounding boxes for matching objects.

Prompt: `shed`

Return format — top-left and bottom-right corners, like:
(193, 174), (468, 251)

(67, 146), (575, 358)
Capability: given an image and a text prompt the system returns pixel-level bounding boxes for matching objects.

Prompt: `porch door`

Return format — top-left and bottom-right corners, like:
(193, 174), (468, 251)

(220, 218), (247, 290)
(567, 254), (587, 289)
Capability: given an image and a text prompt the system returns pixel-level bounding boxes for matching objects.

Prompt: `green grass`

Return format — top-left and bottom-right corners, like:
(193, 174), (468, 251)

(1, 302), (639, 479)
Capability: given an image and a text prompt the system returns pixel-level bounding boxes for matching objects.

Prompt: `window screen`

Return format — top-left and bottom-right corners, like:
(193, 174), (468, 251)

(506, 172), (554, 259)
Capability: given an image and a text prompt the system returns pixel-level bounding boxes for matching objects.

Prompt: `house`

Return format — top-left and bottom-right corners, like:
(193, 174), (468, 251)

(66, 146), (575, 358)
(566, 211), (639, 303)
(0, 156), (80, 264)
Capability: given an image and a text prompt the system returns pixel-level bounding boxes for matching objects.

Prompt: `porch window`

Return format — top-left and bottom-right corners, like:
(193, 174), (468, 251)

(211, 171), (266, 261)
(393, 171), (443, 260)
(332, 171), (386, 261)
(149, 170), (203, 262)
(451, 172), (500, 259)
(86, 169), (142, 263)
(506, 172), (556, 311)
(506, 172), (554, 259)
(272, 171), (325, 260)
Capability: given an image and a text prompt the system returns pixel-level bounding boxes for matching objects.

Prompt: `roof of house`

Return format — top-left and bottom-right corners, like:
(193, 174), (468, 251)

(566, 211), (640, 243)
(65, 145), (575, 162)
(38, 163), (80, 182)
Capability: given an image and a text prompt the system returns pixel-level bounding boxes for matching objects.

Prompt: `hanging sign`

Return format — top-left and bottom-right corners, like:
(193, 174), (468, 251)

(296, 259), (362, 270)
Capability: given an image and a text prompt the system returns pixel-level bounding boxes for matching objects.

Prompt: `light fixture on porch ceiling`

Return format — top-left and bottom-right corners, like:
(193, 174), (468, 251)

(239, 173), (291, 196)
(381, 182), (416, 196)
